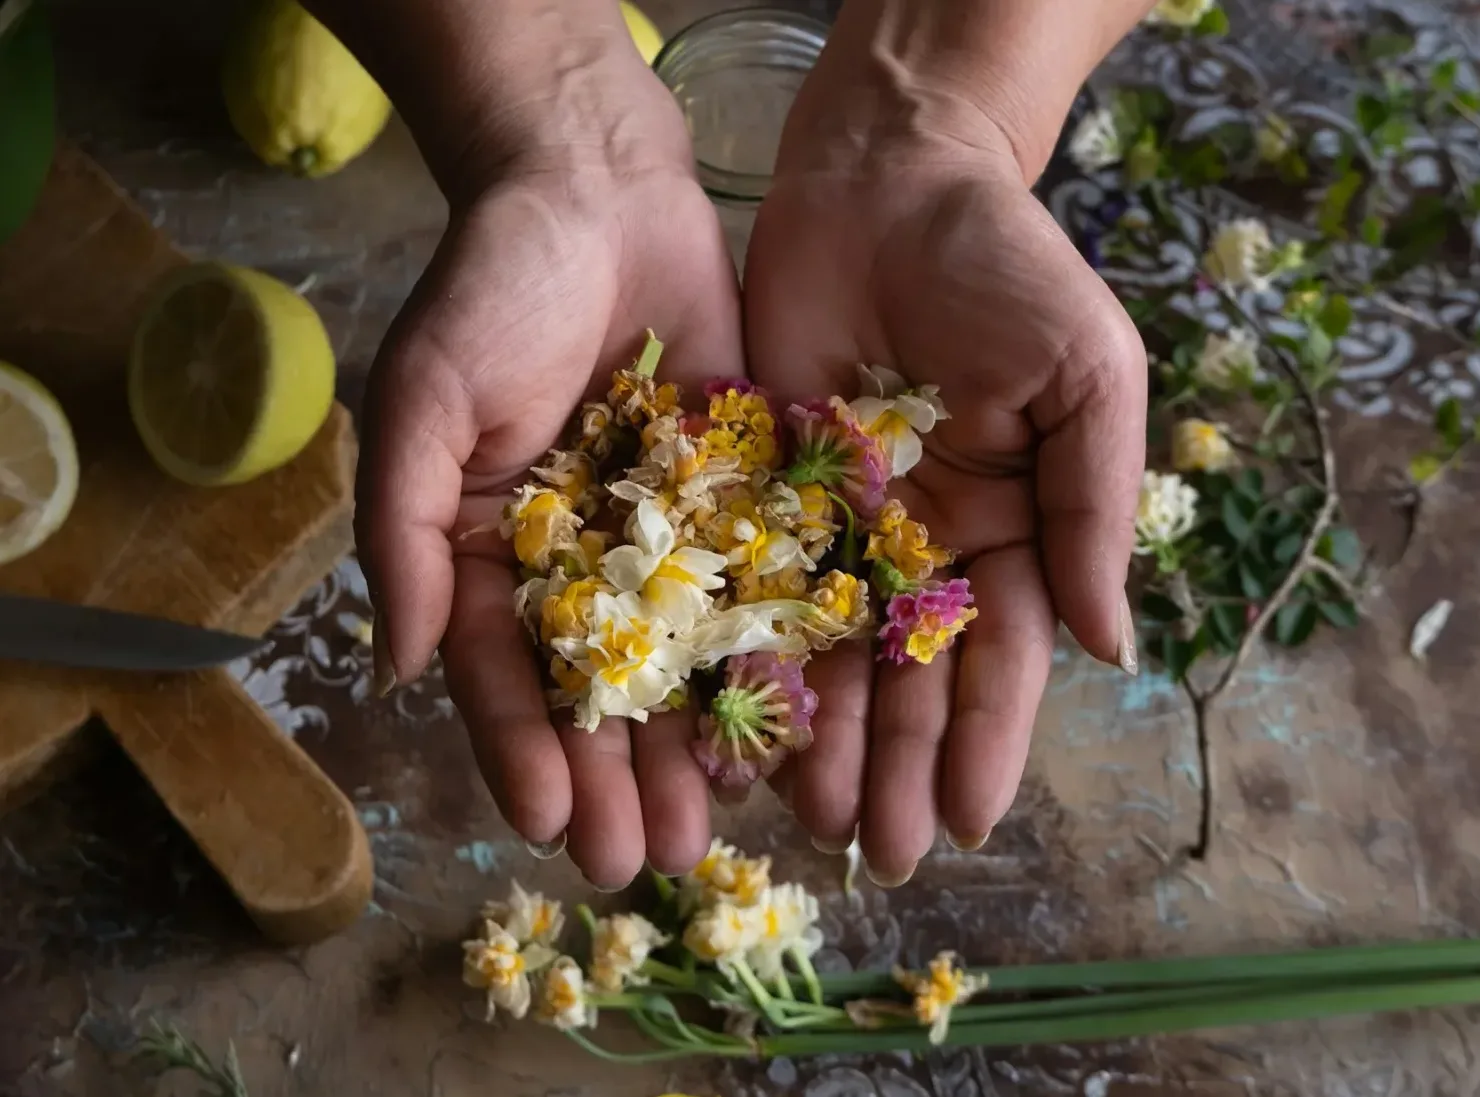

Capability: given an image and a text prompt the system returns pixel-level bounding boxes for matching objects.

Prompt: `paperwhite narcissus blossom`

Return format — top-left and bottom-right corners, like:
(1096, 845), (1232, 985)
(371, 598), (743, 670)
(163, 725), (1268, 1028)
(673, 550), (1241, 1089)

(534, 956), (597, 1031)
(683, 900), (762, 968)
(849, 364), (949, 478)
(718, 507), (815, 579)
(894, 951), (990, 1046)
(1171, 419), (1235, 473)
(685, 600), (813, 667)
(601, 499), (728, 630)
(462, 920), (558, 1022)
(1067, 107), (1124, 173)
(589, 912), (669, 993)
(481, 880), (564, 947)
(1194, 326), (1261, 390)
(745, 883), (825, 981)
(681, 839), (772, 912)
(551, 591), (693, 730)
(1144, 0), (1215, 26)
(1134, 470), (1200, 555)
(1202, 218), (1275, 291)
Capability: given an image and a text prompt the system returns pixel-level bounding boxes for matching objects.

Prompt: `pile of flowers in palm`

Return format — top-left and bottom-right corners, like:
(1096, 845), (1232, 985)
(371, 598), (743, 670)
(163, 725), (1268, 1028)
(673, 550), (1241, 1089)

(489, 332), (970, 788)
(462, 842), (1480, 1062)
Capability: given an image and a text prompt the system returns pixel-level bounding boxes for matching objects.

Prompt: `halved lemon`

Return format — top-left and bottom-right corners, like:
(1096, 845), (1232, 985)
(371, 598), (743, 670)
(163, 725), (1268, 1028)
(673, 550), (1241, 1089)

(129, 262), (335, 487)
(621, 1), (664, 66)
(0, 361), (78, 566)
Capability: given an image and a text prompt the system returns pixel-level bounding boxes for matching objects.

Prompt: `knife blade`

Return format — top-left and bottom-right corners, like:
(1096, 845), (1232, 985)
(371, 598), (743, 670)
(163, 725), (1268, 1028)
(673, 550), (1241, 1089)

(0, 593), (269, 672)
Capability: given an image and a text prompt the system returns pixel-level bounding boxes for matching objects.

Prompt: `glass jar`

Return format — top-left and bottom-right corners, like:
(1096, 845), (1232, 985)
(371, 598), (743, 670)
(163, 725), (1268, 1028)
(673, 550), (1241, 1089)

(653, 7), (829, 267)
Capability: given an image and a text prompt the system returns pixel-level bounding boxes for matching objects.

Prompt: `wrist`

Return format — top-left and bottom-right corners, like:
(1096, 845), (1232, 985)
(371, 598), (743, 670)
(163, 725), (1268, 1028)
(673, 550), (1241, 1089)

(303, 0), (692, 204)
(791, 0), (1153, 183)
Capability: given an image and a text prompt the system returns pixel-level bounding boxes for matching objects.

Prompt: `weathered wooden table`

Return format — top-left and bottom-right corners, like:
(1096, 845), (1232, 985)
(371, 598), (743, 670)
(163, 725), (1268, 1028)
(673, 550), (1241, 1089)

(3, 0), (1479, 1094)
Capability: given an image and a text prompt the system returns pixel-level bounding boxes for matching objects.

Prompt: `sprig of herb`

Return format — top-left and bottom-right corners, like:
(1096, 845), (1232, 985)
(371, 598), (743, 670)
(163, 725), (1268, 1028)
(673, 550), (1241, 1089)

(134, 1022), (251, 1097)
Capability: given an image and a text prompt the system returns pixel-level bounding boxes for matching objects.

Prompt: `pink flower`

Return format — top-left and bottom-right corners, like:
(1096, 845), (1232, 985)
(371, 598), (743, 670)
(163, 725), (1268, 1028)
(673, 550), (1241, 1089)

(877, 578), (978, 666)
(693, 653), (818, 788)
(704, 377), (758, 399)
(785, 398), (890, 517)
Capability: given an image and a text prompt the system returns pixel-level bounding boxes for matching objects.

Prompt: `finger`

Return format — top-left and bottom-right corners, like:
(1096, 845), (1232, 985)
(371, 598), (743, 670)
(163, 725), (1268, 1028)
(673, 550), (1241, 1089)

(632, 707), (712, 876)
(560, 714), (647, 891)
(1031, 298), (1146, 670)
(356, 336), (476, 689)
(442, 555), (571, 844)
(791, 640), (872, 853)
(767, 757), (796, 812)
(938, 547), (1056, 849)
(860, 648), (954, 887)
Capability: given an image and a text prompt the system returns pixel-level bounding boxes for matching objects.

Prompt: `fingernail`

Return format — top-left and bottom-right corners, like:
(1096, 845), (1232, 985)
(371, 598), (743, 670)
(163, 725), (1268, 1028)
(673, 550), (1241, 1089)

(1117, 591), (1139, 677)
(864, 859), (914, 889)
(372, 608), (397, 697)
(946, 828), (991, 852)
(589, 880), (626, 895)
(811, 827), (857, 856)
(525, 832), (567, 860)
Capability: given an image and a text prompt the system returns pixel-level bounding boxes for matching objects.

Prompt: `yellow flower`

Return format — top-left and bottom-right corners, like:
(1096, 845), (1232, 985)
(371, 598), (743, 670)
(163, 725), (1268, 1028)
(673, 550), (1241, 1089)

(530, 449), (600, 515)
(540, 575), (611, 644)
(681, 839), (771, 911)
(733, 564), (809, 605)
(704, 386), (781, 473)
(893, 950), (989, 1045)
(1171, 418), (1234, 472)
(461, 919), (557, 1022)
(501, 485), (582, 572)
(759, 482), (838, 561)
(534, 956), (597, 1031)
(849, 364), (949, 478)
(803, 570), (872, 647)
(481, 880), (565, 947)
(609, 368), (681, 425)
(548, 654), (589, 702)
(864, 500), (954, 582)
(575, 401), (620, 460)
(551, 591), (694, 730)
(590, 912), (669, 993)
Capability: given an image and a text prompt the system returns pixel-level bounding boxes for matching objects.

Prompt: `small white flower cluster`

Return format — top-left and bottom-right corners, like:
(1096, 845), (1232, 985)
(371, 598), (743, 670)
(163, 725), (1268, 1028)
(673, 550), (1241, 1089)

(680, 842), (824, 981)
(1134, 469), (1201, 559)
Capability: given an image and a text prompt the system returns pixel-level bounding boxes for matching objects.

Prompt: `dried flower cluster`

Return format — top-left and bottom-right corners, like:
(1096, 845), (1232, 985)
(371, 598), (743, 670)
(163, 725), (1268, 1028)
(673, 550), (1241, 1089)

(488, 334), (971, 789)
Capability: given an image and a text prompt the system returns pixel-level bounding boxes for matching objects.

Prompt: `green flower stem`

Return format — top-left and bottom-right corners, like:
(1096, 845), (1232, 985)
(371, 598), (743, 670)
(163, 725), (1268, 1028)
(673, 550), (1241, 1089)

(576, 904), (599, 938)
(758, 972), (1480, 1056)
(634, 330), (664, 377)
(626, 1002), (743, 1054)
(639, 958), (695, 989)
(774, 974), (796, 1000)
(650, 869), (677, 902)
(825, 490), (860, 571)
(564, 1029), (740, 1063)
(790, 946), (826, 1006)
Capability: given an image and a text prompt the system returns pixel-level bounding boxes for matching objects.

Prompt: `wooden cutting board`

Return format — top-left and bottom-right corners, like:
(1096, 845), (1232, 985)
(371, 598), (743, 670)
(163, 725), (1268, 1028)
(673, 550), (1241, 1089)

(0, 143), (372, 944)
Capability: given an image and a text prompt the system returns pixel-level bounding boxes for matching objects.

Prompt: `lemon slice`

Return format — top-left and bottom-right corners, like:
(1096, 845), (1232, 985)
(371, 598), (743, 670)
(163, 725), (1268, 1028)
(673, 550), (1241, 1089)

(621, 1), (664, 66)
(0, 361), (78, 566)
(129, 262), (335, 487)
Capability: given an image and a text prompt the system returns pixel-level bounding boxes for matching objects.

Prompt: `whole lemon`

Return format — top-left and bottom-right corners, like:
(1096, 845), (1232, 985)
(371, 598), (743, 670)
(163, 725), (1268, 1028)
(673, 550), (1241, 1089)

(621, 1), (664, 66)
(221, 0), (392, 178)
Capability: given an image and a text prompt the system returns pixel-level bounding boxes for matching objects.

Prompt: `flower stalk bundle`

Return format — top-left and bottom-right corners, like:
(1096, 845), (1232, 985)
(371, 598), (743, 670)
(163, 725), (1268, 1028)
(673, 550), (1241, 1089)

(463, 844), (1480, 1062)
(487, 332), (967, 789)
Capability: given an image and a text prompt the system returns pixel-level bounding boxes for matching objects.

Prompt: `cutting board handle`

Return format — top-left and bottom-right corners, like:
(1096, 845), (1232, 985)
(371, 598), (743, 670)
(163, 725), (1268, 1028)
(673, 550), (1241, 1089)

(98, 670), (373, 944)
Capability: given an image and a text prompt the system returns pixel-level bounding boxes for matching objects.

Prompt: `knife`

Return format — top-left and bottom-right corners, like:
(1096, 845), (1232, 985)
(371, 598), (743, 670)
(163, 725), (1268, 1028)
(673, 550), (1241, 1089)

(0, 593), (269, 672)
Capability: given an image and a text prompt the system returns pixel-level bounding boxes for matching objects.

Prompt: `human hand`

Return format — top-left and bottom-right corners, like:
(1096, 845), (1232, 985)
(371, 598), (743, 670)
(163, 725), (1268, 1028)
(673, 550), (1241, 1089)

(744, 0), (1148, 885)
(346, 3), (743, 889)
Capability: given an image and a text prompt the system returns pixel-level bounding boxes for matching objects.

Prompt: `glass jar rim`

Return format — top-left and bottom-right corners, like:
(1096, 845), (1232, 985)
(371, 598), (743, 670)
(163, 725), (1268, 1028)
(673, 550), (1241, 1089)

(653, 6), (829, 205)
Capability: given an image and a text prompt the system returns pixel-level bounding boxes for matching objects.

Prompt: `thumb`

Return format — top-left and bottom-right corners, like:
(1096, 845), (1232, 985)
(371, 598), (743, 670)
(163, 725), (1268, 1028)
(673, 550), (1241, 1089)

(1031, 301), (1146, 673)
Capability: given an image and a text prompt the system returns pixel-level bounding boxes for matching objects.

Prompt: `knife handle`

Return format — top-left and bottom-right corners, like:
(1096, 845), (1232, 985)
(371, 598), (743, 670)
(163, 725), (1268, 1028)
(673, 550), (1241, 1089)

(97, 670), (372, 944)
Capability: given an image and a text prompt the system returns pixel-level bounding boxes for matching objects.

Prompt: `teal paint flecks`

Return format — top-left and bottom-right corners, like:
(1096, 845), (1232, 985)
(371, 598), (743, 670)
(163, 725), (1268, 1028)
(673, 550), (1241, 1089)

(455, 840), (517, 875)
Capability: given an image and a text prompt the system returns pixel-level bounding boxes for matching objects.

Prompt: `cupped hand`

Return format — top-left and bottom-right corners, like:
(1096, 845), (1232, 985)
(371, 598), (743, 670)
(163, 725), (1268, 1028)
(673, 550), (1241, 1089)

(358, 64), (743, 889)
(745, 81), (1147, 885)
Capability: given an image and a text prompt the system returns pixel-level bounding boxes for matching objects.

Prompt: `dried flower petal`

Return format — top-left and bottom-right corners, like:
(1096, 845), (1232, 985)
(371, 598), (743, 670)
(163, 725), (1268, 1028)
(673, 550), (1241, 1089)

(893, 950), (989, 1045)
(877, 578), (977, 665)
(1171, 418), (1235, 473)
(865, 500), (954, 583)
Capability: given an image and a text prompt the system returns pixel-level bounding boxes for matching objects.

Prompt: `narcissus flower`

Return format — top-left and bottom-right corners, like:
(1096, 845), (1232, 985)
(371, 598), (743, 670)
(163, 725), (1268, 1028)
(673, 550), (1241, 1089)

(481, 880), (565, 947)
(848, 365), (949, 479)
(1171, 418), (1235, 472)
(534, 956), (597, 1031)
(893, 950), (990, 1045)
(865, 500), (954, 583)
(760, 481), (839, 561)
(1134, 470), (1199, 555)
(681, 839), (771, 911)
(600, 498), (728, 630)
(786, 398), (890, 517)
(685, 600), (814, 666)
(501, 486), (582, 572)
(745, 882), (824, 981)
(1068, 106), (1124, 172)
(1194, 326), (1261, 391)
(609, 368), (681, 426)
(574, 401), (623, 461)
(694, 653), (818, 788)
(530, 449), (600, 516)
(683, 900), (762, 968)
(877, 578), (977, 666)
(462, 918), (558, 1022)
(805, 570), (872, 646)
(589, 912), (669, 993)
(706, 498), (814, 581)
(551, 591), (693, 730)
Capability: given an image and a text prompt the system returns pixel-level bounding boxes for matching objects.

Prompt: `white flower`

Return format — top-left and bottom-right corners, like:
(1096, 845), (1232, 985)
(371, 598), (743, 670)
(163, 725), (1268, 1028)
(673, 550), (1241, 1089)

(683, 900), (763, 968)
(599, 499), (728, 630)
(680, 839), (772, 912)
(1194, 326), (1261, 390)
(1134, 470), (1200, 555)
(534, 956), (597, 1031)
(849, 364), (949, 478)
(1171, 419), (1235, 473)
(481, 880), (564, 947)
(684, 600), (812, 667)
(894, 951), (990, 1046)
(462, 919), (558, 1022)
(1256, 114), (1295, 163)
(1202, 218), (1275, 291)
(745, 883), (824, 981)
(1067, 107), (1123, 173)
(551, 591), (694, 730)
(590, 913), (669, 993)
(1144, 0), (1215, 27)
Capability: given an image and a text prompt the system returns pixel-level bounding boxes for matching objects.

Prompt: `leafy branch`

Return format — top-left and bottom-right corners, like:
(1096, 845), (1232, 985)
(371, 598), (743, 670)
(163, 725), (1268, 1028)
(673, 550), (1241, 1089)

(134, 1022), (251, 1097)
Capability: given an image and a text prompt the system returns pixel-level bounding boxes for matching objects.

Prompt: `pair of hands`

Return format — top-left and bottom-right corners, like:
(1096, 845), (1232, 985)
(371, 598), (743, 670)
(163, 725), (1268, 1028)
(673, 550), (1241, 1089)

(357, 8), (1146, 890)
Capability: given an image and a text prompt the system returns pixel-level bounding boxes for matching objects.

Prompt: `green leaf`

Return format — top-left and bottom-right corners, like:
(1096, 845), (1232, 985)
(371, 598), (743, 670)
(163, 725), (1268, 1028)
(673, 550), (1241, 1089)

(1207, 603), (1245, 652)
(1318, 526), (1361, 569)
(1274, 531), (1304, 565)
(1457, 89), (1480, 113)
(1318, 294), (1354, 338)
(1273, 600), (1319, 646)
(1235, 467), (1265, 502)
(1355, 92), (1390, 135)
(1318, 170), (1364, 238)
(1435, 396), (1465, 450)
(1195, 4), (1230, 36)
(1238, 558), (1268, 600)
(1363, 30), (1415, 63)
(1360, 215), (1386, 246)
(1318, 599), (1360, 628)
(1160, 631), (1198, 682)
(1141, 591), (1185, 622)
(1221, 492), (1256, 543)
(1409, 451), (1444, 484)
(1381, 195), (1456, 278)
(1374, 116), (1410, 152)
(1126, 129), (1164, 186)
(1431, 57), (1459, 93)
(1303, 326), (1335, 370)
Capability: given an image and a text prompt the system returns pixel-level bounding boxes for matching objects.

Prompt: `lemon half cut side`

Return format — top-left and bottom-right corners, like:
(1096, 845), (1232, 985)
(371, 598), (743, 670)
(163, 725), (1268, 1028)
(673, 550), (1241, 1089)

(128, 262), (335, 487)
(0, 362), (79, 566)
